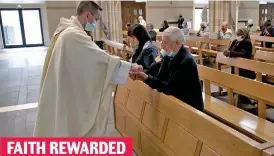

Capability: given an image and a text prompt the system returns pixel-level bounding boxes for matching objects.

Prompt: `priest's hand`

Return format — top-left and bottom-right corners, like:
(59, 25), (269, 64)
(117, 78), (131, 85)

(130, 63), (143, 72)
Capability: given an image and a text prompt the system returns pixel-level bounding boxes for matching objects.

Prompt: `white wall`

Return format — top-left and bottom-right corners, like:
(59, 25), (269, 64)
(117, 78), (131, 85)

(146, 1), (194, 28)
(45, 1), (76, 38)
(238, 1), (259, 26)
(0, 2), (50, 48)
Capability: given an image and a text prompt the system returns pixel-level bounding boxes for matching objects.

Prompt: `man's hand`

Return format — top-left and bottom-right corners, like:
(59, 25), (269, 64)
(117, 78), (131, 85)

(129, 72), (148, 82)
(223, 49), (230, 57)
(130, 63), (143, 72)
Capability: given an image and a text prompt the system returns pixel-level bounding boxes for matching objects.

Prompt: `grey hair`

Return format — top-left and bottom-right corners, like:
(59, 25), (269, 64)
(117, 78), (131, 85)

(147, 23), (154, 29)
(163, 26), (185, 44)
(222, 21), (228, 26)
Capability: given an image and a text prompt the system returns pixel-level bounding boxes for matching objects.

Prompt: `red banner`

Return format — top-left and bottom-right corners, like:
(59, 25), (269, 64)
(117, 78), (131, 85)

(0, 138), (132, 156)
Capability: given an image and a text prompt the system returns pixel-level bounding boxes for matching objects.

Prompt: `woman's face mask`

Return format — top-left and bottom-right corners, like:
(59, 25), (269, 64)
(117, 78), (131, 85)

(236, 36), (244, 42)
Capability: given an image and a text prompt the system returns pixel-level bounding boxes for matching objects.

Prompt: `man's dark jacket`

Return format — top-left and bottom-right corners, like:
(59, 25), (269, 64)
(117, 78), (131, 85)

(145, 46), (204, 111)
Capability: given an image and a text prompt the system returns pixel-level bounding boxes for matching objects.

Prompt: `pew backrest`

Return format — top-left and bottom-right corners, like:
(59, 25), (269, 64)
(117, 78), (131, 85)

(114, 78), (273, 156)
(200, 38), (231, 47)
(255, 50), (274, 63)
(251, 35), (274, 43)
(216, 53), (274, 81)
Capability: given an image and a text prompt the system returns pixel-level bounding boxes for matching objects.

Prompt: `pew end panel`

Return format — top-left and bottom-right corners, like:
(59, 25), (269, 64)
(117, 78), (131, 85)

(114, 78), (273, 156)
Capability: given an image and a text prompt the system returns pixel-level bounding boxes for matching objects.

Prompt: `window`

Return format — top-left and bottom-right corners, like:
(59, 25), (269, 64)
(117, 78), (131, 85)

(194, 8), (209, 31)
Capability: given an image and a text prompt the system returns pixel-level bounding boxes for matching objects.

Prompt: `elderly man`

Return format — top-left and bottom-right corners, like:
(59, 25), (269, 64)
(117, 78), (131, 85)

(146, 23), (157, 41)
(130, 27), (204, 111)
(217, 21), (232, 52)
(197, 22), (210, 37)
(138, 16), (146, 27)
(246, 19), (257, 32)
(35, 1), (142, 137)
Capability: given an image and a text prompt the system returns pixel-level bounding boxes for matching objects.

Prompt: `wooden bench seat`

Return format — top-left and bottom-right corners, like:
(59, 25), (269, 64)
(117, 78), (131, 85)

(202, 93), (274, 145)
(114, 78), (274, 156)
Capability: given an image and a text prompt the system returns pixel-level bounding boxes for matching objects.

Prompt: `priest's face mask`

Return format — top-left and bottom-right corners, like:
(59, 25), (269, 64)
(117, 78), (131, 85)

(83, 11), (101, 31)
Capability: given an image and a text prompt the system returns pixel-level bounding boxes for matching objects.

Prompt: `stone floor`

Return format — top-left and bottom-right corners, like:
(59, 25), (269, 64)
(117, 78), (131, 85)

(0, 47), (138, 156)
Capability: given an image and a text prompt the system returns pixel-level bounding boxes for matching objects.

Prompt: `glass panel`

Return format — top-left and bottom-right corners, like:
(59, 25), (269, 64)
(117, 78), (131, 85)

(126, 8), (129, 16)
(134, 18), (138, 24)
(22, 10), (43, 45)
(134, 9), (137, 15)
(265, 16), (267, 22)
(139, 9), (142, 15)
(1, 10), (23, 46)
(265, 9), (267, 14)
(262, 9), (264, 14)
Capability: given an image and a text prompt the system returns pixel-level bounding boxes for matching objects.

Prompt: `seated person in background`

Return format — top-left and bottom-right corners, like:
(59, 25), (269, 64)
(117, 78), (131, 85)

(197, 22), (210, 37)
(223, 28), (256, 107)
(181, 21), (190, 35)
(246, 19), (257, 32)
(146, 23), (157, 41)
(159, 20), (169, 32)
(260, 21), (274, 48)
(217, 21), (232, 52)
(128, 24), (157, 72)
(129, 27), (204, 111)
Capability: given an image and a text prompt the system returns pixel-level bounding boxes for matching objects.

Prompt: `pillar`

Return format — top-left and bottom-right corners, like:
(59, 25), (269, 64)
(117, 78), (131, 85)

(93, 1), (123, 42)
(209, 0), (238, 35)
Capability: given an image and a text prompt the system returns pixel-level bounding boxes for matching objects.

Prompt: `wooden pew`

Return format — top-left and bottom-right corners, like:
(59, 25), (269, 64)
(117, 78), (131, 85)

(216, 53), (274, 101)
(254, 50), (274, 84)
(263, 147), (274, 156)
(184, 35), (201, 53)
(122, 31), (128, 39)
(114, 78), (274, 156)
(251, 35), (274, 52)
(198, 38), (231, 64)
(198, 65), (274, 145)
(103, 39), (131, 61)
(198, 65), (274, 119)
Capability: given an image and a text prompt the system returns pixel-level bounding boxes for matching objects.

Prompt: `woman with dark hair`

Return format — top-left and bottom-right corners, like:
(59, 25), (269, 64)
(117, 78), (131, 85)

(159, 20), (169, 32)
(223, 28), (256, 108)
(128, 24), (157, 71)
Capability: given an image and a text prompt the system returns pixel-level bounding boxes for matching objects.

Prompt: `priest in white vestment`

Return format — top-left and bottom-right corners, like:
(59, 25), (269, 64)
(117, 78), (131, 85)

(34, 1), (142, 137)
